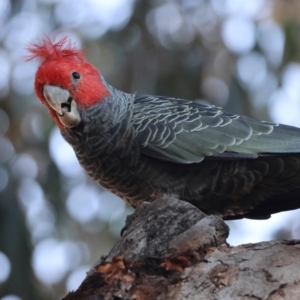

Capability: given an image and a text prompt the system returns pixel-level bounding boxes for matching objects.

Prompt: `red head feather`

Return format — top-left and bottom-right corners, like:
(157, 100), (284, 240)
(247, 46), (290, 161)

(26, 36), (85, 63)
(27, 36), (109, 128)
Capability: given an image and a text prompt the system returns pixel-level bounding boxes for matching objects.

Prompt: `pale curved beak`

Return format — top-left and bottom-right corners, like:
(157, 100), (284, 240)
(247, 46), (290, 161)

(43, 84), (81, 128)
(43, 85), (69, 116)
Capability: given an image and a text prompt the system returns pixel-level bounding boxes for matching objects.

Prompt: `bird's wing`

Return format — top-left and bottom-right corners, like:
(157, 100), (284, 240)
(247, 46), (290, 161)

(132, 95), (300, 164)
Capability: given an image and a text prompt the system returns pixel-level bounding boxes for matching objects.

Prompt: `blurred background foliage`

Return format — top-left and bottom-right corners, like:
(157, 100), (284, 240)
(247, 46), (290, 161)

(1, 0), (300, 299)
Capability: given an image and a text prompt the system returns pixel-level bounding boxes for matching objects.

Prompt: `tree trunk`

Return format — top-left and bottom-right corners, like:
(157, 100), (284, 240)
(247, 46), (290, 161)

(62, 197), (300, 300)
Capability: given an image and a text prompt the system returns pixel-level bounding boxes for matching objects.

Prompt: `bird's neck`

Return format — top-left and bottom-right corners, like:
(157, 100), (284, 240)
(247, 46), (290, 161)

(80, 82), (134, 134)
(61, 82), (136, 152)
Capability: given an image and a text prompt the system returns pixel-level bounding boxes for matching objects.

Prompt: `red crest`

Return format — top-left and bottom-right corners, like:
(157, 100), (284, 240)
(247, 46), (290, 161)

(26, 36), (85, 62)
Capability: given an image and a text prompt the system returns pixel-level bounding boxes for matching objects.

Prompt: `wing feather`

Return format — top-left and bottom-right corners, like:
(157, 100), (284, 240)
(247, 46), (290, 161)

(132, 95), (300, 163)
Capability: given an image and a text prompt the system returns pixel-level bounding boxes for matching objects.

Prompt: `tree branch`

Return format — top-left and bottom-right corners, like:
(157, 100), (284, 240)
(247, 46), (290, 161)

(62, 198), (300, 300)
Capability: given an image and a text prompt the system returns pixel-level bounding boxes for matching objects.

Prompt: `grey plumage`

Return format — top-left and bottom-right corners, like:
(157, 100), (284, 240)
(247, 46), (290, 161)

(133, 95), (300, 162)
(62, 84), (300, 220)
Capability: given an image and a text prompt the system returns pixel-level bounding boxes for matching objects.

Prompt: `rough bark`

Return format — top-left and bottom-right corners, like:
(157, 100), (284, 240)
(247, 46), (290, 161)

(62, 197), (300, 300)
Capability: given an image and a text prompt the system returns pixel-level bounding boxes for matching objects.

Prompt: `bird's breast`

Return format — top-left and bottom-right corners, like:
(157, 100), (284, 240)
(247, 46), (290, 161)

(61, 123), (157, 206)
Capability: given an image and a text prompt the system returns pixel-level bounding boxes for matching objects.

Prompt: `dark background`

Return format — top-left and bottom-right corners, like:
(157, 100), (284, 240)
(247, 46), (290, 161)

(1, 0), (300, 299)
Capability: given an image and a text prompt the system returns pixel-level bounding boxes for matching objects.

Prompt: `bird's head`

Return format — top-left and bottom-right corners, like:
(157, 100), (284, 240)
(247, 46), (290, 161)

(27, 36), (109, 129)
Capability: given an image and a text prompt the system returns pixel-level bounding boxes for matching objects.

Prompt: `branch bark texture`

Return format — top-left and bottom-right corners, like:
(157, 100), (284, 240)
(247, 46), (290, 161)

(63, 198), (300, 300)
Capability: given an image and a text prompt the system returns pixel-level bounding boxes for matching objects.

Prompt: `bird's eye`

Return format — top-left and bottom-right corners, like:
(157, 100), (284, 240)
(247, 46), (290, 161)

(72, 72), (81, 80)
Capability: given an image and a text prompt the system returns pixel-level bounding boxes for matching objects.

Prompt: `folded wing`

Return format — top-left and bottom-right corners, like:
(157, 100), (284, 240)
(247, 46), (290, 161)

(132, 95), (300, 163)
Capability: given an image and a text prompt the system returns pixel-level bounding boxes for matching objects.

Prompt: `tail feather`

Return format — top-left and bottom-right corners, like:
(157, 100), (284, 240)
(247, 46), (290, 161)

(224, 188), (300, 220)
